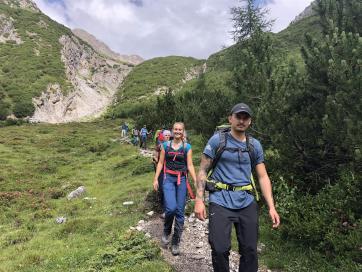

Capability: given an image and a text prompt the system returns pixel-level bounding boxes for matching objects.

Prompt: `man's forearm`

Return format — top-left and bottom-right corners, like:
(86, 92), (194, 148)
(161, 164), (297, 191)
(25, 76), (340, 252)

(196, 154), (213, 201)
(196, 171), (206, 200)
(259, 176), (276, 210)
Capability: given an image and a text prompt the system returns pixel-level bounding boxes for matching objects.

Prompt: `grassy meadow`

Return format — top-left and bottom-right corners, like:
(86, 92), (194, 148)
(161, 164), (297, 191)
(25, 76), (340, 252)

(1, 120), (359, 272)
(0, 120), (171, 272)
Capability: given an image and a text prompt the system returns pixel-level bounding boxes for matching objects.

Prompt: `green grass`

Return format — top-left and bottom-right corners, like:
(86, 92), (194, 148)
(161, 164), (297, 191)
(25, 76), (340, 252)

(117, 56), (204, 101)
(109, 56), (204, 117)
(0, 120), (172, 272)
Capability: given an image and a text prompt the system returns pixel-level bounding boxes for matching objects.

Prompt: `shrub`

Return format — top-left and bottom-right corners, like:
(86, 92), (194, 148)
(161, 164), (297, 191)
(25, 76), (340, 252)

(13, 100), (34, 118)
(0, 100), (11, 120)
(275, 171), (361, 260)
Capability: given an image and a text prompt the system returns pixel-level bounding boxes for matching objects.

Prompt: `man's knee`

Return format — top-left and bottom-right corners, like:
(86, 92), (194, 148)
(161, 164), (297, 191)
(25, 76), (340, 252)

(239, 245), (257, 259)
(211, 246), (230, 259)
(209, 237), (231, 256)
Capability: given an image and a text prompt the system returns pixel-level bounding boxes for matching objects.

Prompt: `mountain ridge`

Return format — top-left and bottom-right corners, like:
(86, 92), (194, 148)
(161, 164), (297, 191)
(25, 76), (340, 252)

(72, 28), (143, 66)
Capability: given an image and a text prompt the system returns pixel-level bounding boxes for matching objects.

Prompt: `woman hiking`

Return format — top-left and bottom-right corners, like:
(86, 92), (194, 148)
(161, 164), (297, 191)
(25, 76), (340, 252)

(153, 122), (197, 255)
(153, 129), (172, 218)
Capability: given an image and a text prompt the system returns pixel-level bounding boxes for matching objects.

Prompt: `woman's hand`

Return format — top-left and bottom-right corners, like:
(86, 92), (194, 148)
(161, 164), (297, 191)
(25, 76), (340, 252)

(153, 178), (159, 191)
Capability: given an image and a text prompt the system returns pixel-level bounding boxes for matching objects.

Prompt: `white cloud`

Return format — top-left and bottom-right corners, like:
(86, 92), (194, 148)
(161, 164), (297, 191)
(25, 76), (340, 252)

(33, 0), (314, 60)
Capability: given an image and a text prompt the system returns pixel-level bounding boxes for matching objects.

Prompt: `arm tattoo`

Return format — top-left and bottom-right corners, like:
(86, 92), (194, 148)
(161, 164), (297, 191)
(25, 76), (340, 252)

(196, 155), (213, 199)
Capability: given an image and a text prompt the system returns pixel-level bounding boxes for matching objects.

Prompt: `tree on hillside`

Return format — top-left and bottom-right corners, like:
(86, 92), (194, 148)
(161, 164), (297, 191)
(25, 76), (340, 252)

(230, 0), (274, 42)
(316, 0), (362, 35)
(156, 88), (177, 128)
(178, 74), (234, 135)
(230, 0), (276, 131)
(259, 1), (362, 192)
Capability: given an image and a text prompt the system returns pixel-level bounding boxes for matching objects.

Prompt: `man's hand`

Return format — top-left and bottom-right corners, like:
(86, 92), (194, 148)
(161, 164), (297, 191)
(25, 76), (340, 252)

(269, 208), (280, 228)
(153, 179), (159, 191)
(194, 199), (207, 221)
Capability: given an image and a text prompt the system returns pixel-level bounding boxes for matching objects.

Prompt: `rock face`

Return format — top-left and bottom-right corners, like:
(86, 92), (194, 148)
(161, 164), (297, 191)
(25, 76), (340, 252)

(290, 1), (317, 25)
(0, 14), (22, 44)
(32, 35), (131, 123)
(182, 63), (206, 83)
(72, 28), (143, 66)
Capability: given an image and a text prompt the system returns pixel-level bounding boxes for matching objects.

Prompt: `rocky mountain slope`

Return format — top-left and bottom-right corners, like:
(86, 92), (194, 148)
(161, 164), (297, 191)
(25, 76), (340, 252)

(290, 1), (317, 25)
(72, 28), (143, 66)
(0, 0), (133, 123)
(32, 35), (131, 123)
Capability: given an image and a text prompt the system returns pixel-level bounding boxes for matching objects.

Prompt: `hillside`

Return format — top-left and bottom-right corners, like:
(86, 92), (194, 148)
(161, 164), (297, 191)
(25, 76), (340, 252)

(110, 56), (205, 118)
(206, 13), (322, 72)
(0, 121), (172, 271)
(0, 0), (132, 123)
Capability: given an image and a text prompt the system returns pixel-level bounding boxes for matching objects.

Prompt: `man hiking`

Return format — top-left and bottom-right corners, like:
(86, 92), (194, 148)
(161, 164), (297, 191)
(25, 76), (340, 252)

(194, 103), (280, 272)
(140, 125), (149, 149)
(131, 127), (139, 146)
(121, 122), (128, 137)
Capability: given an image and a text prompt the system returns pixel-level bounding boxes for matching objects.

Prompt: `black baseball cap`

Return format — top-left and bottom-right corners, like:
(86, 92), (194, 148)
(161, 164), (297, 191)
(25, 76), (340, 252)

(230, 103), (252, 117)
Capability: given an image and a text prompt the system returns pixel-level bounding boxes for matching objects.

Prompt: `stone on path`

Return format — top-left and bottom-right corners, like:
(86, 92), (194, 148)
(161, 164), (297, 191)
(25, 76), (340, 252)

(67, 186), (86, 200)
(146, 211), (154, 216)
(55, 216), (67, 224)
(122, 201), (134, 206)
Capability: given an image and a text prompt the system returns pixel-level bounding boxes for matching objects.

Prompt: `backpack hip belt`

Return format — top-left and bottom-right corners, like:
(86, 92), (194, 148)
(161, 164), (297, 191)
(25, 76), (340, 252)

(164, 167), (187, 186)
(206, 179), (253, 192)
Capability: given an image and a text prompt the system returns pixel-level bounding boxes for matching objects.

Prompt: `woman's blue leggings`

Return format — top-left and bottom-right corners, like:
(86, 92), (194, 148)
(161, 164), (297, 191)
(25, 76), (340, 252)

(162, 174), (187, 245)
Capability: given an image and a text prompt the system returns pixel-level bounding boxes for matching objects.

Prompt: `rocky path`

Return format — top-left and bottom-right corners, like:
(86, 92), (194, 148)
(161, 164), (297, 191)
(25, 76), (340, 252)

(135, 213), (270, 272)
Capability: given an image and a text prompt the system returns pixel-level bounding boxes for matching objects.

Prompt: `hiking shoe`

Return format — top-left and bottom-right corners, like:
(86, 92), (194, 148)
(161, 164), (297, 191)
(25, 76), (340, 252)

(171, 244), (180, 256)
(159, 212), (165, 219)
(161, 233), (169, 246)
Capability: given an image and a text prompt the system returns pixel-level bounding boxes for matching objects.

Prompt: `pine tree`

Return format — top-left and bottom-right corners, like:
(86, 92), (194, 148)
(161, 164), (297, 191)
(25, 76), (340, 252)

(316, 0), (362, 35)
(261, 3), (362, 192)
(230, 0), (276, 130)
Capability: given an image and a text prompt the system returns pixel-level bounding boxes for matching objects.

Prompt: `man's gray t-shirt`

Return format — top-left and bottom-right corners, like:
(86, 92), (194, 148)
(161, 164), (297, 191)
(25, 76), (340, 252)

(203, 132), (264, 209)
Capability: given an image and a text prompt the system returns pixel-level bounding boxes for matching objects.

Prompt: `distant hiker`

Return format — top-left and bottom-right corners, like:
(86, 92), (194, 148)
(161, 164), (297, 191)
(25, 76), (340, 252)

(194, 103), (280, 272)
(153, 129), (171, 218)
(121, 122), (128, 137)
(154, 125), (166, 145)
(131, 127), (139, 146)
(139, 125), (149, 149)
(153, 122), (197, 256)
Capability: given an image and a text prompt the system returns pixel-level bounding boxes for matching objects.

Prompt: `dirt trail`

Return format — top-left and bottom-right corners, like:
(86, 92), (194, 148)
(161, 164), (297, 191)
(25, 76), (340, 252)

(139, 213), (270, 272)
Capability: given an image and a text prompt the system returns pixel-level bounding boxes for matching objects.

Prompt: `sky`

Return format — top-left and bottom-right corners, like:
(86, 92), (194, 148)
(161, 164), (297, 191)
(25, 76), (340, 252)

(33, 0), (314, 60)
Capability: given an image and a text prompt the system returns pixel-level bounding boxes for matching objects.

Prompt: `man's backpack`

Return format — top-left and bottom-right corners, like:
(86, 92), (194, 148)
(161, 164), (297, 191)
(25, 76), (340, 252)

(209, 126), (260, 200)
(211, 126), (257, 171)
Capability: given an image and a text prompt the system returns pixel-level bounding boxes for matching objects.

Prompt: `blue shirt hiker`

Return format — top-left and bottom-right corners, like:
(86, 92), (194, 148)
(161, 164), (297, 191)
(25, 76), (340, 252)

(203, 132), (264, 209)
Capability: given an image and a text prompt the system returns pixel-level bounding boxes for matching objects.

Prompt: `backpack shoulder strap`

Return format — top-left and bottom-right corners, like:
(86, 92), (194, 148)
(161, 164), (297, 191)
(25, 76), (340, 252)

(246, 134), (257, 170)
(164, 140), (171, 152)
(210, 130), (228, 171)
(182, 141), (188, 167)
